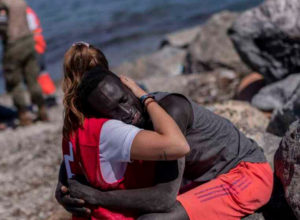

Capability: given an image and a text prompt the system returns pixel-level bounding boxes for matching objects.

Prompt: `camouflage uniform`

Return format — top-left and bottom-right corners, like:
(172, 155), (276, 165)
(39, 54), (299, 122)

(0, 0), (44, 112)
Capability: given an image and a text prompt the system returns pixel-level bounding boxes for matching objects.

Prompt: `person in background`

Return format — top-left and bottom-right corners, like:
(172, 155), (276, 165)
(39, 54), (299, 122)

(26, 6), (57, 106)
(0, 0), (48, 126)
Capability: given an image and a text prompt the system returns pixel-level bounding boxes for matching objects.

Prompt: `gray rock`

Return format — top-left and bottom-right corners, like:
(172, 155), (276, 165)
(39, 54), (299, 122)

(184, 11), (251, 75)
(248, 132), (281, 169)
(112, 46), (186, 80)
(274, 120), (300, 219)
(142, 70), (239, 105)
(251, 73), (300, 136)
(242, 213), (265, 220)
(209, 101), (282, 168)
(252, 74), (300, 112)
(229, 0), (300, 83)
(160, 26), (201, 49)
(210, 101), (269, 134)
(267, 84), (300, 136)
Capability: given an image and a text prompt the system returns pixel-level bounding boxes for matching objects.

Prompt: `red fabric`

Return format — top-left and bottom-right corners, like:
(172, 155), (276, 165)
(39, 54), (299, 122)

(37, 73), (56, 95)
(26, 7), (47, 54)
(177, 162), (273, 220)
(62, 118), (155, 220)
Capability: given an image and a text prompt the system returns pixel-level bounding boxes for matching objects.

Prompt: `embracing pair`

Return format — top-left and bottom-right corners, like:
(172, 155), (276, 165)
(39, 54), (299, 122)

(56, 42), (273, 220)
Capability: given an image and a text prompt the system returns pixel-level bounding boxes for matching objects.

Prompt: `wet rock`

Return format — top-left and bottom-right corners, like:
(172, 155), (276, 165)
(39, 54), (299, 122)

(112, 46), (186, 80)
(274, 120), (300, 218)
(184, 11), (251, 75)
(229, 0), (300, 83)
(143, 70), (239, 105)
(160, 26), (201, 49)
(252, 74), (300, 112)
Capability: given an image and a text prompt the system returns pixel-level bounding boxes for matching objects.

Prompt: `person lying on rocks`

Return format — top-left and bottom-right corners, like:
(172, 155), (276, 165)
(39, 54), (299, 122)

(56, 42), (273, 220)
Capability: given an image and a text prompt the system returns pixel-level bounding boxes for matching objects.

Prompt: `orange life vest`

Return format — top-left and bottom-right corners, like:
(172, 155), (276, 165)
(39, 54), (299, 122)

(26, 6), (46, 54)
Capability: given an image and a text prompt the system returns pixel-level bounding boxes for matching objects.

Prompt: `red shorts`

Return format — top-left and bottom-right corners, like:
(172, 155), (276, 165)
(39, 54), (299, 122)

(177, 162), (273, 220)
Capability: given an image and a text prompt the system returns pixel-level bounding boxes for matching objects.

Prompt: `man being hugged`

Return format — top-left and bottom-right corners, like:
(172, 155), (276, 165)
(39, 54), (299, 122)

(56, 43), (273, 220)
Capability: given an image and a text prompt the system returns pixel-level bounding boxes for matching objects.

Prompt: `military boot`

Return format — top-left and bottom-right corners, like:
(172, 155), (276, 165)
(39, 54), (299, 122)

(19, 110), (33, 126)
(38, 105), (49, 122)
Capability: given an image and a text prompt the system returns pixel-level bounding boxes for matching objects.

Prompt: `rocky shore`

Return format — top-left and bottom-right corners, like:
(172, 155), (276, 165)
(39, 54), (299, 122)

(1, 1), (299, 219)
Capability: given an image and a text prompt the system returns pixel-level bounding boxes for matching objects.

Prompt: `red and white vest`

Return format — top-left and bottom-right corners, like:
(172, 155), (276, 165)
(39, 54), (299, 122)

(62, 118), (155, 220)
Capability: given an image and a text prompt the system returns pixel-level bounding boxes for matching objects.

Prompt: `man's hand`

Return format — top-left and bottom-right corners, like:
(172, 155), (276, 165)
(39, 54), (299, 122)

(68, 179), (101, 206)
(55, 162), (91, 217)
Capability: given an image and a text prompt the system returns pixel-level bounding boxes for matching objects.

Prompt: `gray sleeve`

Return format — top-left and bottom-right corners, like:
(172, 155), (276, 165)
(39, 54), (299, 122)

(100, 120), (142, 162)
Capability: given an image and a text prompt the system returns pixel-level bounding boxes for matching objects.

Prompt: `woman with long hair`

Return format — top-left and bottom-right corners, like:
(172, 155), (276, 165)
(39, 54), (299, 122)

(62, 42), (109, 139)
(61, 42), (190, 220)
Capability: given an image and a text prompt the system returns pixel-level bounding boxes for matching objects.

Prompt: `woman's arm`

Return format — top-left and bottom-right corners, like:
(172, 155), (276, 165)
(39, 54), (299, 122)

(66, 95), (193, 212)
(120, 76), (190, 161)
(57, 94), (193, 214)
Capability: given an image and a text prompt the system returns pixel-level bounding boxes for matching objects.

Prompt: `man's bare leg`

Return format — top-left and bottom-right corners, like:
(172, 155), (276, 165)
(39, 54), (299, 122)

(138, 201), (189, 220)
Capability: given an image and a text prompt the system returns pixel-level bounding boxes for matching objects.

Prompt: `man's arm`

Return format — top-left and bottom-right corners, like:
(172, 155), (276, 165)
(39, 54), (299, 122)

(69, 158), (185, 213)
(55, 162), (91, 217)
(65, 94), (193, 213)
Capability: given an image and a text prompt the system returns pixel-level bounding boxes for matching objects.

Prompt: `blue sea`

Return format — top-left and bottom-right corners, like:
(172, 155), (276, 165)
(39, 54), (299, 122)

(0, 0), (263, 92)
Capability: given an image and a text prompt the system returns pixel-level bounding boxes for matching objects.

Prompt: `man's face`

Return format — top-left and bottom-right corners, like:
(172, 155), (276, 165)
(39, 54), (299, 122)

(87, 74), (146, 127)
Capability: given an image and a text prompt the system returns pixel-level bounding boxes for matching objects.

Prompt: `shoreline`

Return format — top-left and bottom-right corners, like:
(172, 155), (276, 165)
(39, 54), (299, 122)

(1, 6), (298, 219)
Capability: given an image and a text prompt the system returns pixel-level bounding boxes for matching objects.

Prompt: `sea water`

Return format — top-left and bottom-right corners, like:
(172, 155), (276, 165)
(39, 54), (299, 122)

(0, 0), (263, 93)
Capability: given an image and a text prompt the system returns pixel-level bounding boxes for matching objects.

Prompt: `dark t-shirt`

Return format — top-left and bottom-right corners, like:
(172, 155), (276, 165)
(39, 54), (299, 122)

(154, 92), (267, 183)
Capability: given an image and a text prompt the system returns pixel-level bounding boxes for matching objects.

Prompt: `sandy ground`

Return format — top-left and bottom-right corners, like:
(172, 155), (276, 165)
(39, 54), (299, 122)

(0, 92), (67, 220)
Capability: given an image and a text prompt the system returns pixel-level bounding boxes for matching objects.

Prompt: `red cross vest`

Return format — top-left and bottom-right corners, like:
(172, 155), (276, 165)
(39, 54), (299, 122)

(62, 118), (155, 220)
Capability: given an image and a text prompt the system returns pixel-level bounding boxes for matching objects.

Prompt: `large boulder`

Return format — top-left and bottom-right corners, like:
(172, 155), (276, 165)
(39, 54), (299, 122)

(251, 74), (300, 136)
(142, 69), (239, 105)
(210, 101), (269, 134)
(112, 46), (186, 80)
(160, 26), (201, 49)
(229, 0), (300, 83)
(184, 11), (251, 75)
(252, 74), (300, 112)
(275, 120), (300, 219)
